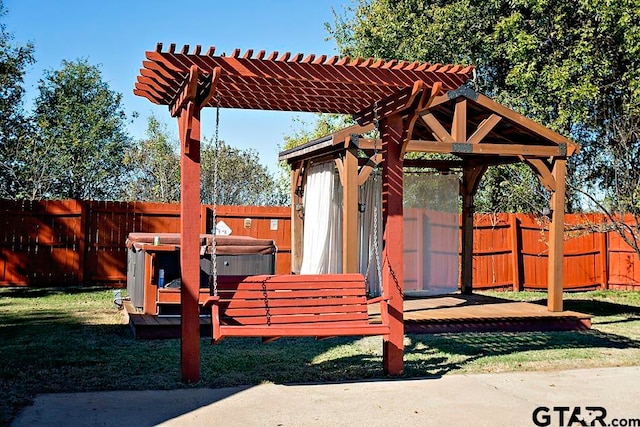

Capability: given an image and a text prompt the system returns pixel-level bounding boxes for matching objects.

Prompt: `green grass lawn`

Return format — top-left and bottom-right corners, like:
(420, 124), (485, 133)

(1, 287), (639, 425)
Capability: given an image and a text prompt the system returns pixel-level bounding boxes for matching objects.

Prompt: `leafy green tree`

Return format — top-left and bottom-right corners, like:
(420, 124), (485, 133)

(0, 1), (36, 198)
(3, 121), (56, 200)
(329, 0), (640, 216)
(281, 114), (352, 152)
(474, 165), (549, 213)
(124, 115), (284, 206)
(124, 115), (180, 202)
(201, 138), (279, 206)
(33, 59), (132, 200)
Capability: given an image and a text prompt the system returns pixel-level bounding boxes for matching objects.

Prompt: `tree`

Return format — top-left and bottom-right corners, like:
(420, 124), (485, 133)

(281, 114), (353, 152)
(124, 115), (180, 202)
(0, 1), (36, 198)
(201, 138), (279, 206)
(123, 115), (284, 206)
(474, 164), (549, 214)
(33, 59), (132, 200)
(328, 0), (640, 218)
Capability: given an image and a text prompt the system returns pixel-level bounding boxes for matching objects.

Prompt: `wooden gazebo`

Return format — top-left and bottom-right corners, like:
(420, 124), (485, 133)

(134, 43), (575, 383)
(280, 85), (578, 305)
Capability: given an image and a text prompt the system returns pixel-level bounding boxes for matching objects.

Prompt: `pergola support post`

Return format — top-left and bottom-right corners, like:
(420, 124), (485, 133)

(177, 101), (202, 383)
(380, 113), (405, 375)
(548, 159), (567, 311)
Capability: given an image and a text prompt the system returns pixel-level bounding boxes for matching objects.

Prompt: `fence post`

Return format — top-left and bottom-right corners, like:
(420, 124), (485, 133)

(77, 200), (88, 284)
(509, 213), (521, 291)
(600, 222), (609, 289)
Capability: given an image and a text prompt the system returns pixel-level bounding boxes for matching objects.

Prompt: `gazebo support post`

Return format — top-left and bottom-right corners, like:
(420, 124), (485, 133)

(460, 165), (486, 295)
(343, 148), (360, 273)
(177, 101), (202, 383)
(547, 159), (567, 311)
(460, 187), (474, 295)
(380, 113), (405, 375)
(290, 161), (304, 274)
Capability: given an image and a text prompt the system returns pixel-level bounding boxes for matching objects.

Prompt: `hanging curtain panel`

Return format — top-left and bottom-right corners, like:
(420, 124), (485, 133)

(403, 173), (460, 296)
(358, 175), (383, 296)
(300, 161), (342, 274)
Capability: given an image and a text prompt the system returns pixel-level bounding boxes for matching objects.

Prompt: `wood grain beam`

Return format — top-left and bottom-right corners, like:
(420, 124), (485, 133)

(408, 140), (569, 157)
(334, 123), (374, 147)
(451, 98), (467, 141)
(467, 114), (502, 144)
(171, 65), (199, 117)
(353, 81), (424, 125)
(343, 149), (359, 273)
(334, 158), (345, 186)
(197, 67), (221, 108)
(290, 162), (304, 274)
(524, 158), (556, 191)
(170, 66), (221, 117)
(380, 113), (405, 375)
(460, 165), (487, 295)
(473, 93), (577, 155)
(357, 153), (383, 185)
(420, 113), (454, 143)
(177, 100), (202, 383)
(548, 159), (567, 312)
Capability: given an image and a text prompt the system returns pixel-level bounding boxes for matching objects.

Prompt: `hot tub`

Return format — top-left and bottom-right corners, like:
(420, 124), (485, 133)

(125, 233), (276, 313)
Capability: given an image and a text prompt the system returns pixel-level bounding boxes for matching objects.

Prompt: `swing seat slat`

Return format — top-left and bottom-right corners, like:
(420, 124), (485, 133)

(204, 273), (390, 342)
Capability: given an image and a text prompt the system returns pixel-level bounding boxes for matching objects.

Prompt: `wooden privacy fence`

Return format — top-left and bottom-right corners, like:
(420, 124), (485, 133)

(471, 213), (639, 291)
(0, 200), (291, 286)
(1, 200), (639, 290)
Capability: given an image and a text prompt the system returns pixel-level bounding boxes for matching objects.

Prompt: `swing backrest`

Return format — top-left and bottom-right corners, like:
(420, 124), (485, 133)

(205, 273), (390, 340)
(214, 273), (372, 326)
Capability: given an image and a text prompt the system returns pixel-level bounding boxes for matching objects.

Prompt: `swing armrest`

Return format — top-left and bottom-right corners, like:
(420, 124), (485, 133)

(205, 295), (223, 343)
(203, 295), (220, 308)
(366, 295), (390, 305)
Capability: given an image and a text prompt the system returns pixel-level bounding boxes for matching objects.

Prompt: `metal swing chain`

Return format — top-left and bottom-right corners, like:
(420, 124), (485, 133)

(371, 106), (403, 300)
(210, 105), (220, 297)
(371, 102), (383, 292)
(261, 279), (272, 326)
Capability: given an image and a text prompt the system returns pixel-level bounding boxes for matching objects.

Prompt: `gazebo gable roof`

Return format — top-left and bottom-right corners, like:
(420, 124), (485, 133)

(279, 87), (578, 163)
(411, 86), (578, 156)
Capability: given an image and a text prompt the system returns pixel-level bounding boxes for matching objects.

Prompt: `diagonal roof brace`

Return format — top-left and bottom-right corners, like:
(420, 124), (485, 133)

(169, 66), (221, 117)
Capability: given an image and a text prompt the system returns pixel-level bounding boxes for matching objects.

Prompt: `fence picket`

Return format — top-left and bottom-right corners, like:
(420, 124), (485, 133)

(0, 199), (639, 290)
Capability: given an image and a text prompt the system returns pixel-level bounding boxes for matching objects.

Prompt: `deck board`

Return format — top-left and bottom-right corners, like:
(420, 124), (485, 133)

(123, 294), (592, 339)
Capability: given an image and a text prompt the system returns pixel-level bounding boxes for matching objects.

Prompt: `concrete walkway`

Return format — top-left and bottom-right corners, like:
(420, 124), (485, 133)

(13, 366), (640, 427)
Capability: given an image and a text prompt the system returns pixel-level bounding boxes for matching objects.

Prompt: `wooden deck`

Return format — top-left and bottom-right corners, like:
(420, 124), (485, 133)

(123, 293), (591, 340)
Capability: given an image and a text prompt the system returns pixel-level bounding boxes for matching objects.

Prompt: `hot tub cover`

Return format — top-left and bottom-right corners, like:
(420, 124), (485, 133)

(126, 233), (276, 255)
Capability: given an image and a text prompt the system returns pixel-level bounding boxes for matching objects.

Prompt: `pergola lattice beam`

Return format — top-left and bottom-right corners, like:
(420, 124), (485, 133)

(135, 43), (473, 117)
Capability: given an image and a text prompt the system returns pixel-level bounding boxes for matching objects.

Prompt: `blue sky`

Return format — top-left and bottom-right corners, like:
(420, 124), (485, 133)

(3, 0), (347, 171)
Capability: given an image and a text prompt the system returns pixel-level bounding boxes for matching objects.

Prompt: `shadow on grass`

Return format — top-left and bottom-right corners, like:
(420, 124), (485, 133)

(200, 327), (640, 386)
(3, 290), (640, 426)
(0, 285), (109, 299)
(526, 298), (640, 318)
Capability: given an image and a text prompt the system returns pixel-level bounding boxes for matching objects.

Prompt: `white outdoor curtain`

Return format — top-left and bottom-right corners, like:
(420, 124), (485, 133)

(300, 161), (342, 274)
(358, 175), (383, 296)
(403, 173), (460, 296)
(327, 172), (343, 273)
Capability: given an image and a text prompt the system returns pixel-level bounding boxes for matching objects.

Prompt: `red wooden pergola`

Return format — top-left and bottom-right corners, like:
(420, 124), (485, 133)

(133, 43), (547, 383)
